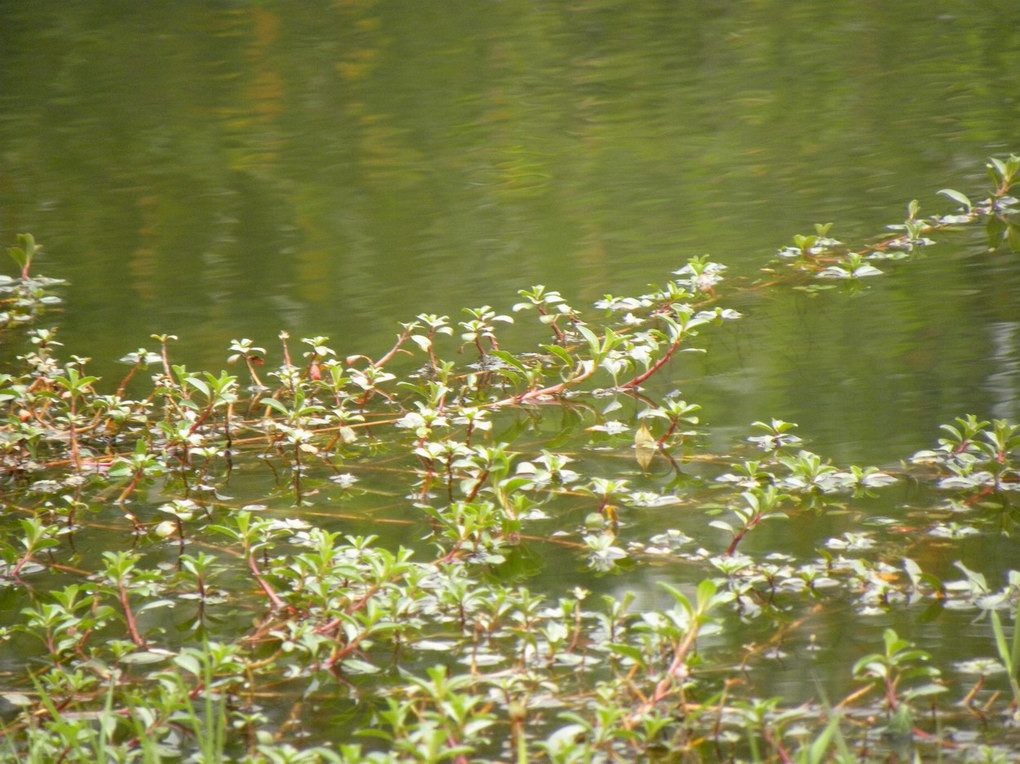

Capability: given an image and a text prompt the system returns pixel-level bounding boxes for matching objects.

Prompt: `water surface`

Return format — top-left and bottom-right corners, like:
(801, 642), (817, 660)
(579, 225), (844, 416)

(2, 0), (1020, 754)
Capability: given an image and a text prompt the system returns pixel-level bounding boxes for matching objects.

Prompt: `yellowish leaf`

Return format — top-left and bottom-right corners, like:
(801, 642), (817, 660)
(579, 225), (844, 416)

(634, 423), (657, 471)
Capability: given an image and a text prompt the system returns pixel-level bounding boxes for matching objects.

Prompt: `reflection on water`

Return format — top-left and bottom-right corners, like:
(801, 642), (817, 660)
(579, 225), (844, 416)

(987, 322), (1020, 420)
(2, 3), (1018, 382)
(1, 0), (1020, 747)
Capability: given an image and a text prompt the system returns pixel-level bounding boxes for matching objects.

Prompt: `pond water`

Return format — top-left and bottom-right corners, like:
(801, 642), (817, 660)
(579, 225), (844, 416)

(2, 1), (1020, 759)
(3, 2), (1018, 434)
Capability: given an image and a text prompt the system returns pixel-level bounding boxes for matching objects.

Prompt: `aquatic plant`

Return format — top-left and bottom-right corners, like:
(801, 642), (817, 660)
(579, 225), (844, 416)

(0, 155), (1018, 762)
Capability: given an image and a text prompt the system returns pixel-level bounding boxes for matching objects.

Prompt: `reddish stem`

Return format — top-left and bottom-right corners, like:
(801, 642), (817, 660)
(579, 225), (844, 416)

(621, 337), (683, 389)
(247, 552), (286, 611)
(491, 363), (597, 408)
(315, 583), (383, 635)
(464, 469), (490, 502)
(373, 329), (412, 369)
(724, 514), (762, 556)
(657, 419), (679, 447)
(118, 582), (148, 648)
(115, 364), (140, 398)
(117, 471), (143, 505)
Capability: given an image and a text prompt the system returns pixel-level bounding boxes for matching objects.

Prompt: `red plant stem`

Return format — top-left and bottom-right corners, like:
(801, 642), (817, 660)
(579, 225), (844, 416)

(657, 419), (679, 447)
(435, 545), (464, 565)
(324, 631), (369, 669)
(279, 334), (292, 369)
(418, 460), (435, 502)
(68, 395), (81, 471)
(116, 471), (143, 505)
(629, 617), (703, 723)
(885, 677), (900, 710)
(464, 469), (490, 502)
(247, 552), (286, 611)
(537, 307), (566, 342)
(115, 364), (140, 398)
(373, 330), (412, 369)
(491, 363), (597, 408)
(245, 357), (264, 389)
(765, 727), (792, 764)
(725, 513), (762, 556)
(426, 331), (440, 368)
(620, 336), (683, 390)
(224, 403), (234, 458)
(10, 548), (35, 579)
(450, 741), (468, 764)
(187, 403), (216, 435)
(315, 583), (383, 636)
(279, 333), (296, 396)
(159, 341), (173, 380)
(118, 582), (148, 648)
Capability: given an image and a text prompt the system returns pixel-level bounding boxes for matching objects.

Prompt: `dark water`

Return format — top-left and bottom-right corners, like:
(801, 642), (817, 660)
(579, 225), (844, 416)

(2, 0), (1020, 752)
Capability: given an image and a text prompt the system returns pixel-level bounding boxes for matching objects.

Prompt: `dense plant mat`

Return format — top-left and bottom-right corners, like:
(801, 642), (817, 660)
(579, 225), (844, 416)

(1, 156), (1019, 761)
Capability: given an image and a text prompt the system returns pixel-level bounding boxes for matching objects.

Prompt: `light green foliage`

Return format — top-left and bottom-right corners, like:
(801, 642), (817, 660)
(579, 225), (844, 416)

(0, 159), (1019, 761)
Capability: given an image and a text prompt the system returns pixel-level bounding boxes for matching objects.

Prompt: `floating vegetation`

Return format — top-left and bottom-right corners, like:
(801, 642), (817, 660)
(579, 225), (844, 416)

(0, 155), (1019, 762)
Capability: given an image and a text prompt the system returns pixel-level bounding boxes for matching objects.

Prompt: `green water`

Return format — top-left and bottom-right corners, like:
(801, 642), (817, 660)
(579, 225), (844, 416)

(2, 0), (1020, 756)
(4, 1), (1019, 459)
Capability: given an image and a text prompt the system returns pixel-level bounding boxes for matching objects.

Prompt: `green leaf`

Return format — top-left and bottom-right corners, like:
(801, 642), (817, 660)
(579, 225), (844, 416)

(542, 344), (574, 367)
(7, 233), (37, 275)
(937, 188), (972, 211)
(695, 578), (721, 612)
(803, 715), (840, 764)
(339, 658), (379, 674)
(183, 376), (210, 397)
(575, 324), (600, 356)
(659, 582), (693, 615)
(903, 683), (947, 699)
(261, 398), (291, 416)
(120, 651), (171, 665)
(852, 655), (885, 677)
(991, 609), (1013, 674)
(488, 350), (527, 372)
(1010, 598), (1020, 676)
(173, 653), (202, 676)
(606, 643), (644, 664)
(137, 599), (176, 613)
